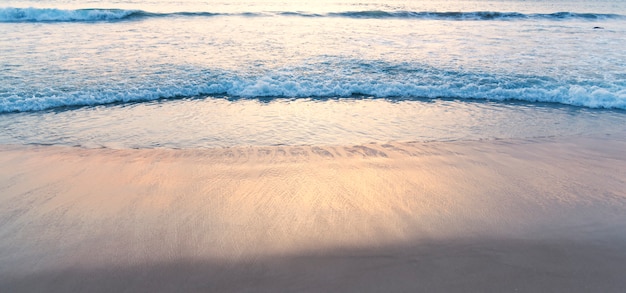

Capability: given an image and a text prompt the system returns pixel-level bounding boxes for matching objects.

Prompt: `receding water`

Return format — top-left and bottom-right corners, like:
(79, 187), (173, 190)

(0, 97), (623, 148)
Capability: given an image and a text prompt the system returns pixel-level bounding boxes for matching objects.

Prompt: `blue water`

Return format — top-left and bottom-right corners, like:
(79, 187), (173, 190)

(1, 7), (623, 22)
(1, 0), (625, 148)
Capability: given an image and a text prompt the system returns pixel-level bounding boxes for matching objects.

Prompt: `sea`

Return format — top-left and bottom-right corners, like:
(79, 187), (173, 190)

(1, 0), (625, 148)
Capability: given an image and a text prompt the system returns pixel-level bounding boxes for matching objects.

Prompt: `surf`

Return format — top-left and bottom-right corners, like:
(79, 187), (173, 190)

(2, 67), (625, 113)
(1, 7), (623, 23)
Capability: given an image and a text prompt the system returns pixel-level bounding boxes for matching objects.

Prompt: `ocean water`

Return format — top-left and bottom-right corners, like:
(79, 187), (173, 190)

(1, 0), (625, 148)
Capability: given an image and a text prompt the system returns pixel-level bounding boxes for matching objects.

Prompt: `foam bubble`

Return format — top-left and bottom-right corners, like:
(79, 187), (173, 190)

(1, 7), (623, 23)
(0, 7), (146, 22)
(2, 66), (625, 113)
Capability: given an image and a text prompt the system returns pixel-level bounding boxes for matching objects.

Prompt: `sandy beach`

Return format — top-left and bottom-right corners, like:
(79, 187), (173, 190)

(1, 135), (625, 292)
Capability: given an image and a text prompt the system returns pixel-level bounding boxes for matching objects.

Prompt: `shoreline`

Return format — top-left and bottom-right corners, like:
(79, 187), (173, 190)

(1, 135), (625, 292)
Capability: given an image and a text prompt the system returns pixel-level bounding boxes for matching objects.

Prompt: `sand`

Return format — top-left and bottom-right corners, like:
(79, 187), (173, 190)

(1, 135), (625, 292)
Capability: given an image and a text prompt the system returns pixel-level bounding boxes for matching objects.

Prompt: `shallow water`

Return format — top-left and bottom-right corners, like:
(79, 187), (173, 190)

(1, 0), (625, 148)
(0, 98), (624, 148)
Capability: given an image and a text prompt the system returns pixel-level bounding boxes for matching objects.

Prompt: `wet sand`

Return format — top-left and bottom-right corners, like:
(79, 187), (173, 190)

(1, 135), (625, 292)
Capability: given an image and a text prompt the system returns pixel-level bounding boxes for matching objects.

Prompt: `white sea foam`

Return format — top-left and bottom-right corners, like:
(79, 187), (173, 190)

(1, 69), (625, 112)
(1, 7), (622, 22)
(0, 7), (142, 22)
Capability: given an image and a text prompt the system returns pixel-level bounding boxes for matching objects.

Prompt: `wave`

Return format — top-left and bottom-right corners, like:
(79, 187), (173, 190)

(0, 7), (222, 22)
(329, 11), (624, 20)
(2, 65), (625, 113)
(1, 7), (623, 23)
(0, 7), (144, 22)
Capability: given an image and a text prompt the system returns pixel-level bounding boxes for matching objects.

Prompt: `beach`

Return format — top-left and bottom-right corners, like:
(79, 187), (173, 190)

(1, 134), (625, 292)
(2, 0), (626, 291)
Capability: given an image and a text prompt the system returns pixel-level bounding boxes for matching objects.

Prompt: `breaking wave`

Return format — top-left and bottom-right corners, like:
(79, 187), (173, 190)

(1, 7), (623, 23)
(2, 64), (625, 112)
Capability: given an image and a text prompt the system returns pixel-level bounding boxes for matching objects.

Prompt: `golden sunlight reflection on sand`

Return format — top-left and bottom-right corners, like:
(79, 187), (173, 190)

(1, 136), (626, 291)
